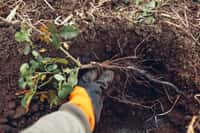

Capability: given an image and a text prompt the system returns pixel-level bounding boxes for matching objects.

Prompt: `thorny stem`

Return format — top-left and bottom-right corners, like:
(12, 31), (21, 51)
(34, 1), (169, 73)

(59, 47), (81, 67)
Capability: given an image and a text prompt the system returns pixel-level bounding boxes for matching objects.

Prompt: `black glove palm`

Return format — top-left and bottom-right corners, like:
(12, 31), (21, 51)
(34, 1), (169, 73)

(78, 70), (114, 122)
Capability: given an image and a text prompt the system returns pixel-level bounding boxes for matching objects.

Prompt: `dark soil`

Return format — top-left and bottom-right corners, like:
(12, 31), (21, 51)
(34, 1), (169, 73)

(0, 0), (200, 133)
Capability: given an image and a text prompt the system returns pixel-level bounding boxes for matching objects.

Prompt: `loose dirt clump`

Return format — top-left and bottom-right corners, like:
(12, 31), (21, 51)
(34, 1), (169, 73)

(0, 0), (200, 133)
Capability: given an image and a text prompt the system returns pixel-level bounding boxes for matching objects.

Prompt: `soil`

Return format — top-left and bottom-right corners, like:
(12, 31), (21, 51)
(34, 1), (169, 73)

(0, 0), (200, 133)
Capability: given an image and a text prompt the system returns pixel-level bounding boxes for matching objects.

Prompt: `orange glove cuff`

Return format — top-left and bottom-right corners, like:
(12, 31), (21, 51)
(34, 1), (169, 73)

(68, 86), (95, 131)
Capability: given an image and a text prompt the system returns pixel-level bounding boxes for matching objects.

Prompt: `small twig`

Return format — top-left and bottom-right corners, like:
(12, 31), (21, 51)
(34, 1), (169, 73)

(6, 4), (19, 23)
(111, 56), (137, 63)
(187, 116), (198, 133)
(157, 95), (181, 116)
(122, 73), (129, 96)
(194, 94), (200, 104)
(15, 89), (29, 96)
(61, 14), (73, 25)
(54, 15), (74, 26)
(134, 33), (152, 57)
(184, 6), (189, 28)
(171, 7), (187, 28)
(155, 100), (165, 112)
(164, 87), (173, 103)
(43, 0), (55, 11)
(0, 16), (19, 24)
(38, 76), (54, 89)
(91, 51), (100, 60)
(35, 91), (49, 95)
(17, 14), (42, 34)
(107, 94), (152, 109)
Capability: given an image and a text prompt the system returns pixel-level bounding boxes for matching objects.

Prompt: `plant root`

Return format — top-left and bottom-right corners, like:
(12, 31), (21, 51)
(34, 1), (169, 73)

(80, 60), (183, 95)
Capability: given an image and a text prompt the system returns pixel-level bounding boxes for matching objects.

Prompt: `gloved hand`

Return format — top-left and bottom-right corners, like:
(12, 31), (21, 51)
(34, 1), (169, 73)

(78, 69), (114, 122)
(23, 70), (114, 133)
(63, 69), (114, 131)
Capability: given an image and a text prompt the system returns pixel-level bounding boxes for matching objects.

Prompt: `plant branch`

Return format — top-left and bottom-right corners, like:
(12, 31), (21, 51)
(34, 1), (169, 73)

(38, 76), (54, 89)
(59, 47), (81, 67)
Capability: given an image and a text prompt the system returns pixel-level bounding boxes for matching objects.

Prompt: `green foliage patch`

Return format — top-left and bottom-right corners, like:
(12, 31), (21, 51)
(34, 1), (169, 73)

(135, 0), (158, 24)
(15, 23), (80, 110)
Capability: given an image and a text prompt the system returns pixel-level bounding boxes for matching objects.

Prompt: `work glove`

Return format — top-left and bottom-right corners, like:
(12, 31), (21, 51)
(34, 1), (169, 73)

(78, 69), (114, 123)
(61, 69), (114, 131)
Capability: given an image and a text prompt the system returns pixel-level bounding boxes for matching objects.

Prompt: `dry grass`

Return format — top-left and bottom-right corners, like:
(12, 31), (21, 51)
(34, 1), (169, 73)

(187, 113), (200, 133)
(1, 0), (199, 44)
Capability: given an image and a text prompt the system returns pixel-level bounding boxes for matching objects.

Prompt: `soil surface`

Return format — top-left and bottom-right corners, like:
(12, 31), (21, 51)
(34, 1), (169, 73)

(0, 0), (200, 133)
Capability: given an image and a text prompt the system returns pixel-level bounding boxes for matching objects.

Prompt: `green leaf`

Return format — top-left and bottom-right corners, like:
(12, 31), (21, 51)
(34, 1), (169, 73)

(142, 9), (149, 17)
(30, 60), (40, 72)
(63, 68), (71, 73)
(51, 33), (61, 49)
(24, 45), (31, 55)
(136, 0), (142, 5)
(57, 69), (79, 99)
(58, 81), (74, 99)
(54, 74), (65, 81)
(68, 69), (79, 86)
(21, 90), (35, 109)
(145, 1), (156, 10)
(123, 0), (129, 4)
(15, 30), (30, 42)
(57, 69), (78, 99)
(47, 23), (57, 34)
(47, 91), (60, 108)
(25, 76), (34, 88)
(32, 50), (42, 61)
(58, 83), (73, 99)
(20, 63), (29, 76)
(47, 64), (58, 72)
(41, 57), (51, 64)
(145, 16), (155, 24)
(18, 77), (27, 89)
(60, 25), (79, 40)
(32, 50), (40, 57)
